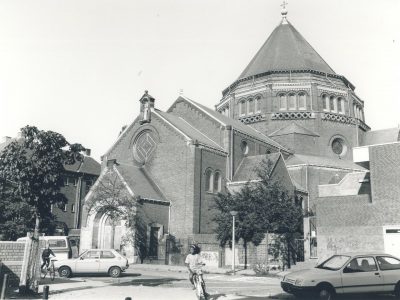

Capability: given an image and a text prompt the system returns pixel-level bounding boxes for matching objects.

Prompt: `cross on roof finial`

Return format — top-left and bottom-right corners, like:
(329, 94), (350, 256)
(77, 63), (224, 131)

(280, 0), (288, 24)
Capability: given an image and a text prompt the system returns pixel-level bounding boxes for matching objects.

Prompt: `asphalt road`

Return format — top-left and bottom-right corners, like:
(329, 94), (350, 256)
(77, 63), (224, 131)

(34, 267), (400, 300)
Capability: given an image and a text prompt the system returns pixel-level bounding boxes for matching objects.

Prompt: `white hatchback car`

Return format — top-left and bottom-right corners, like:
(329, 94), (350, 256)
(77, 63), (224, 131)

(281, 253), (400, 300)
(54, 249), (129, 278)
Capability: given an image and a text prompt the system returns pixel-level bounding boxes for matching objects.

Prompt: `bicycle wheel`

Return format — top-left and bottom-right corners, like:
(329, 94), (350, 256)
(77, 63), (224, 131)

(40, 267), (48, 279)
(50, 264), (55, 281)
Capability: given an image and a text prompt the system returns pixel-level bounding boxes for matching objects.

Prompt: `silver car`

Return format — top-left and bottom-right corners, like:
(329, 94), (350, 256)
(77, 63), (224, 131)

(54, 249), (129, 278)
(281, 252), (400, 300)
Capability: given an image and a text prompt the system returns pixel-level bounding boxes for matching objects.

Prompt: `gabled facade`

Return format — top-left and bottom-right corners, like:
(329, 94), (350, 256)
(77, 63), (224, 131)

(80, 92), (293, 262)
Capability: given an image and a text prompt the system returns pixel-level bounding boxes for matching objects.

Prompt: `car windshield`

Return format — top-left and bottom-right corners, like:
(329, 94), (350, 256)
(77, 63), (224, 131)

(316, 255), (350, 271)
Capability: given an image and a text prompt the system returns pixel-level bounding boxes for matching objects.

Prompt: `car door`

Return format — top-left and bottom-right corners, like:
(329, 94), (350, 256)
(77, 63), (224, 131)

(341, 256), (384, 294)
(75, 250), (101, 273)
(99, 250), (117, 273)
(376, 255), (400, 292)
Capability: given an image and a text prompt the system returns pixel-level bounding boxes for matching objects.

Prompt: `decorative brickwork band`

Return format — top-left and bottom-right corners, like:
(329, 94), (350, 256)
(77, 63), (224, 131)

(239, 114), (265, 124)
(321, 113), (355, 125)
(271, 111), (314, 120)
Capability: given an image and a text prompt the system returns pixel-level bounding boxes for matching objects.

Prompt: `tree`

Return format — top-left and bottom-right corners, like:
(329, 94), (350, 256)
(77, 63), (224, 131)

(85, 171), (148, 262)
(212, 158), (303, 269)
(0, 126), (84, 238)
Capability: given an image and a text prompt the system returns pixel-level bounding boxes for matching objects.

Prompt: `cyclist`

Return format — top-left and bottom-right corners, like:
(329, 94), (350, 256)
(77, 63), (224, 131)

(185, 244), (205, 290)
(41, 242), (56, 270)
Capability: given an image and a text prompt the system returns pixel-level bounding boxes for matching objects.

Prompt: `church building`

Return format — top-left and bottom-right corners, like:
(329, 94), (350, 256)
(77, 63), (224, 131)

(80, 7), (400, 265)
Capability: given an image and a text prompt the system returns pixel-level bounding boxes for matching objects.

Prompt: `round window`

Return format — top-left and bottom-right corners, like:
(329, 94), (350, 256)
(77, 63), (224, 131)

(331, 138), (347, 156)
(241, 141), (249, 155)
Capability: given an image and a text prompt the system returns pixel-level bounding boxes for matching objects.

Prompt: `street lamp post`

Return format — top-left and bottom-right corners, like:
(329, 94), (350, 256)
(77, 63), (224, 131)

(230, 210), (238, 274)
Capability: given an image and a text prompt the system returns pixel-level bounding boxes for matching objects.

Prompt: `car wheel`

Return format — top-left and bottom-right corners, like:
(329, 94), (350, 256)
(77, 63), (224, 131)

(317, 286), (334, 300)
(58, 266), (72, 278)
(394, 282), (400, 299)
(109, 266), (121, 278)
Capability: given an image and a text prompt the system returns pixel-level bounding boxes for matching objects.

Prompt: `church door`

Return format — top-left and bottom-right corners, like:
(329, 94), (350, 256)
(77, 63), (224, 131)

(149, 227), (160, 258)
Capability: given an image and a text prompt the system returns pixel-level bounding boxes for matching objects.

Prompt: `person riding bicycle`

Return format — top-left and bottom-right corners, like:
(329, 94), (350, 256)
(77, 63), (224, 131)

(185, 244), (205, 290)
(41, 242), (56, 270)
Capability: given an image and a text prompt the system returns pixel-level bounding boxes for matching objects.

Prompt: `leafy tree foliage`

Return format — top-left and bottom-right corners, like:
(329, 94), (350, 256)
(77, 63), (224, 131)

(212, 158), (303, 269)
(0, 126), (84, 239)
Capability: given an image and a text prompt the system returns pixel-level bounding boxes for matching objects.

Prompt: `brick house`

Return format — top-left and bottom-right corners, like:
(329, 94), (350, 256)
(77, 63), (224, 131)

(81, 8), (399, 265)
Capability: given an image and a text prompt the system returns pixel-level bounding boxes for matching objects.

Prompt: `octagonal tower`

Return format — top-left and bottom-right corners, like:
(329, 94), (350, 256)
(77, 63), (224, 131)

(216, 8), (369, 160)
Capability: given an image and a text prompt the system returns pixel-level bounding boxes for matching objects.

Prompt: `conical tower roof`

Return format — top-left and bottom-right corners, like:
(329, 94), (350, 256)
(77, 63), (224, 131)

(238, 19), (335, 80)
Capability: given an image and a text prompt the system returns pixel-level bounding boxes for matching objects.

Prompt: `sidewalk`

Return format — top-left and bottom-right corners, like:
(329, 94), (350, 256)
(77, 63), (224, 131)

(131, 262), (288, 277)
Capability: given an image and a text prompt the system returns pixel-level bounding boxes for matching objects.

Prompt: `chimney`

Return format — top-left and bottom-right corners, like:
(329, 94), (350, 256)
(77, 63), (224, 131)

(107, 159), (117, 167)
(1, 136), (11, 144)
(85, 149), (91, 156)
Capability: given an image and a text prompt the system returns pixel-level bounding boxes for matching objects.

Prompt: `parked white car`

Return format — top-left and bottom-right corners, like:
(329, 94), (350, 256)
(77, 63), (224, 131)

(54, 249), (129, 278)
(281, 252), (400, 300)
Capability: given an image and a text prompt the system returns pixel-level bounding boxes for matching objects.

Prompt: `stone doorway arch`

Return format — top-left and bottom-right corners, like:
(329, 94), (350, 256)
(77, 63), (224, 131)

(92, 210), (125, 250)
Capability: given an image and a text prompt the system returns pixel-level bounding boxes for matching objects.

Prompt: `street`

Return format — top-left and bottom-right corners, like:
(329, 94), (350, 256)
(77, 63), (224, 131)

(33, 266), (400, 300)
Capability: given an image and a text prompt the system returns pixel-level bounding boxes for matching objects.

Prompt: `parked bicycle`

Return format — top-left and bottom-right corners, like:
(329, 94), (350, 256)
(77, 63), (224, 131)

(193, 268), (207, 300)
(40, 259), (57, 281)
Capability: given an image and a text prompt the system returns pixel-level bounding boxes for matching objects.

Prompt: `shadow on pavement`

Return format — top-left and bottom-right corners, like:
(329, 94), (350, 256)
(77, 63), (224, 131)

(207, 293), (228, 300)
(112, 277), (184, 287)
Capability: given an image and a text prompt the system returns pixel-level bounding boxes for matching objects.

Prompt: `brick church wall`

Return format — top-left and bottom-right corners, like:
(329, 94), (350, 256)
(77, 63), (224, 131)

(0, 242), (25, 287)
(144, 118), (196, 238)
(194, 148), (226, 234)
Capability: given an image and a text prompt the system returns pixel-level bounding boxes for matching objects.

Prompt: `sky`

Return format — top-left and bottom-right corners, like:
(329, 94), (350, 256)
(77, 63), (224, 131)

(1, 0), (399, 161)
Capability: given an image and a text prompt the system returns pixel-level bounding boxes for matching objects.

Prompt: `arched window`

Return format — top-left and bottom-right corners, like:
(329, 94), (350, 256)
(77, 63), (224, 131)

(288, 93), (296, 110)
(241, 140), (249, 155)
(239, 100), (246, 116)
(279, 94), (287, 110)
(298, 93), (306, 110)
(255, 96), (261, 113)
(322, 94), (329, 111)
(205, 169), (213, 192)
(214, 171), (221, 192)
(329, 96), (336, 112)
(247, 98), (254, 115)
(337, 98), (342, 113)
(353, 104), (358, 119)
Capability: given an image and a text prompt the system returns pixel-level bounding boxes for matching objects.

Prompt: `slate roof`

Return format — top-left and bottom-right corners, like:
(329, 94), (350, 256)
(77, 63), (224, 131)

(233, 153), (280, 182)
(269, 122), (319, 137)
(174, 96), (287, 151)
(239, 20), (335, 80)
(155, 110), (225, 152)
(115, 163), (167, 202)
(363, 128), (400, 146)
(285, 154), (366, 171)
(64, 156), (101, 176)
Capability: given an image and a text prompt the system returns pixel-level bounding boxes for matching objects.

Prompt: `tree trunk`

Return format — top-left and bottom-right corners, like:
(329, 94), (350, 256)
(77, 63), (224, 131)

(244, 240), (247, 270)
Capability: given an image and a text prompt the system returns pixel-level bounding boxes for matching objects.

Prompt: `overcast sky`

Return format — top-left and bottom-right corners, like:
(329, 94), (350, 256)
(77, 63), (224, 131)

(1, 0), (399, 161)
